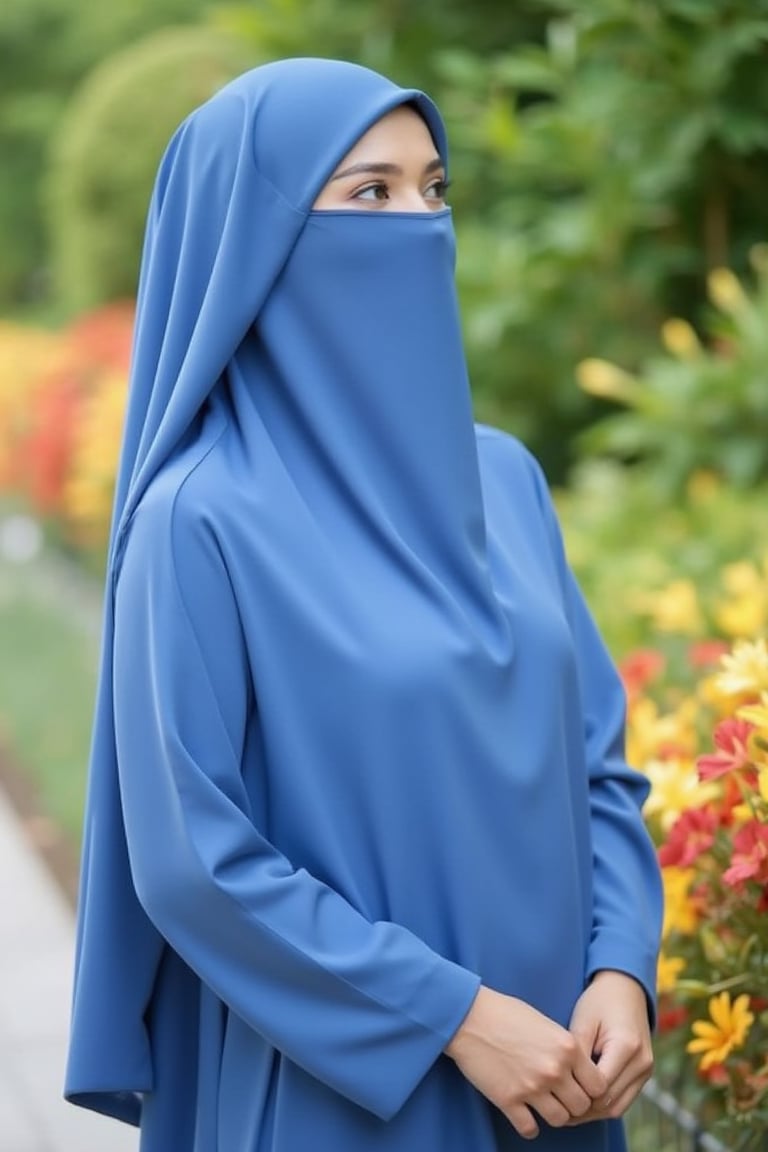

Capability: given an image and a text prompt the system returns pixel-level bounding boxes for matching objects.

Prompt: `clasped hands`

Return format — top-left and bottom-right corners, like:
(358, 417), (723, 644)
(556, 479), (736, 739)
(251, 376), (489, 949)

(445, 970), (654, 1141)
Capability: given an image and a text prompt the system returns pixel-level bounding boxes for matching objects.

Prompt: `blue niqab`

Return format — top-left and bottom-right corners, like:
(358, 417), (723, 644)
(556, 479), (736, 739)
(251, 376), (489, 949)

(66, 59), (662, 1152)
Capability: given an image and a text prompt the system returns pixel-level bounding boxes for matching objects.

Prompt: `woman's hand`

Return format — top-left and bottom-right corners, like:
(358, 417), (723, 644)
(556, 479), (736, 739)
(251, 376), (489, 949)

(444, 985), (608, 1139)
(567, 969), (654, 1124)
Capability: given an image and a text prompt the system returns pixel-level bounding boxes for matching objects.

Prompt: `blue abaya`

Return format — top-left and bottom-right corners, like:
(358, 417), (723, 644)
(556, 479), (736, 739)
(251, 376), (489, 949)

(65, 59), (663, 1151)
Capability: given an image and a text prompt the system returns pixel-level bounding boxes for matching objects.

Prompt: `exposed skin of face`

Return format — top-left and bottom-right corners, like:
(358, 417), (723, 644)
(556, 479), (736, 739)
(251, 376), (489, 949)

(312, 104), (449, 213)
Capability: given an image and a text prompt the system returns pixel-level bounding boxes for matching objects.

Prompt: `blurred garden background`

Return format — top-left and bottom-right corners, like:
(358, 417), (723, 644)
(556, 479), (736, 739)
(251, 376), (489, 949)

(1, 0), (767, 1147)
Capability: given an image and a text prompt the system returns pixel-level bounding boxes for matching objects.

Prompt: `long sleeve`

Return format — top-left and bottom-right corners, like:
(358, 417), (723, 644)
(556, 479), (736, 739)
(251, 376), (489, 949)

(528, 460), (663, 1018)
(112, 491), (480, 1122)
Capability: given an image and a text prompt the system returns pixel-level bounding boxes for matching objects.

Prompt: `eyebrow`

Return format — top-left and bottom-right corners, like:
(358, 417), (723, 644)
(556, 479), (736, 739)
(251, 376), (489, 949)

(330, 157), (444, 182)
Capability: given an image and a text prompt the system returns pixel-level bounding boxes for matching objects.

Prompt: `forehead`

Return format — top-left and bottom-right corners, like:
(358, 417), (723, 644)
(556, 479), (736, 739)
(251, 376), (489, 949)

(335, 106), (441, 166)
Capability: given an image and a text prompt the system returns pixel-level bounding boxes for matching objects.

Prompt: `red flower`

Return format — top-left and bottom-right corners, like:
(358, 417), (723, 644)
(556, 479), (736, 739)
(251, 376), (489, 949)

(697, 718), (755, 781)
(657, 1002), (689, 1033)
(658, 806), (719, 868)
(619, 648), (666, 703)
(698, 1062), (730, 1086)
(723, 821), (768, 887)
(688, 640), (730, 668)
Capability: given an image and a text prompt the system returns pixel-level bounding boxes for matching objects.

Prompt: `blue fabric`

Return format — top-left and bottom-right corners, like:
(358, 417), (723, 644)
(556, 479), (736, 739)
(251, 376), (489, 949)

(65, 59), (663, 1151)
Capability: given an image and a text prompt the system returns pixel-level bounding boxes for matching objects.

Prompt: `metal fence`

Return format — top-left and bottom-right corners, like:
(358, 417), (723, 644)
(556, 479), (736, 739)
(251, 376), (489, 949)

(626, 1079), (731, 1152)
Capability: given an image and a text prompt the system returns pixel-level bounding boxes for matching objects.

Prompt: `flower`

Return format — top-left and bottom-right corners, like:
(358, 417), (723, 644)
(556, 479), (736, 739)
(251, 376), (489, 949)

(644, 758), (719, 832)
(658, 806), (718, 868)
(640, 579), (704, 635)
(723, 821), (768, 888)
(657, 954), (686, 995)
(687, 992), (755, 1071)
(715, 639), (768, 699)
(738, 694), (768, 732)
(575, 358), (640, 404)
(707, 267), (748, 314)
(697, 718), (755, 781)
(688, 639), (730, 668)
(627, 697), (698, 768)
(622, 633), (768, 1136)
(661, 866), (699, 937)
(661, 318), (701, 360)
(618, 648), (665, 704)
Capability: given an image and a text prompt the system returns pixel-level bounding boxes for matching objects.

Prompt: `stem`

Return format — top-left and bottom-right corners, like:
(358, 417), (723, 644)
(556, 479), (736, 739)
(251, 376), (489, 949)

(703, 180), (729, 269)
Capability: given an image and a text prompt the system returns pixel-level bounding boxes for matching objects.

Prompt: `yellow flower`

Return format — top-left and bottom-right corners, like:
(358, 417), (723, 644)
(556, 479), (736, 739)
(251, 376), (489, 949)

(661, 866), (699, 938)
(576, 358), (640, 404)
(644, 758), (719, 833)
(63, 371), (127, 545)
(738, 693), (768, 732)
(713, 563), (768, 639)
(627, 697), (698, 768)
(640, 580), (703, 636)
(661, 318), (701, 360)
(707, 267), (748, 315)
(737, 699), (768, 777)
(657, 954), (686, 995)
(760, 767), (768, 804)
(716, 639), (768, 699)
(687, 992), (754, 1071)
(722, 562), (764, 597)
(715, 598), (767, 640)
(686, 470), (720, 504)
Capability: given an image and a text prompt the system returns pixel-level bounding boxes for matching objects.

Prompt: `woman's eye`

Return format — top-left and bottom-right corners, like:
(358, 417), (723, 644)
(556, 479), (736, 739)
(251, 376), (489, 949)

(353, 183), (390, 202)
(425, 178), (450, 201)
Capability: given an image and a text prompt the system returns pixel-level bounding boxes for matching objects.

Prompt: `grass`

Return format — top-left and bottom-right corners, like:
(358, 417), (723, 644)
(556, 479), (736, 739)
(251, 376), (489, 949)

(0, 549), (100, 843)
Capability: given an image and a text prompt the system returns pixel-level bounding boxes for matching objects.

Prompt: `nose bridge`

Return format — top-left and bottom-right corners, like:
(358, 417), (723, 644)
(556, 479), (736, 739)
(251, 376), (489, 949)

(399, 184), (433, 212)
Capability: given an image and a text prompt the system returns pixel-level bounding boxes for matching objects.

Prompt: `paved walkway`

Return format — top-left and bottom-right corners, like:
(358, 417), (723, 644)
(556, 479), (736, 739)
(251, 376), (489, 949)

(0, 786), (137, 1151)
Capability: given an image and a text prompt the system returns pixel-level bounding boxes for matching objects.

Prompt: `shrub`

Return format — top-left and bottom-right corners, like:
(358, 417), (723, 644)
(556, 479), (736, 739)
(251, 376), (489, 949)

(577, 247), (768, 491)
(46, 26), (250, 314)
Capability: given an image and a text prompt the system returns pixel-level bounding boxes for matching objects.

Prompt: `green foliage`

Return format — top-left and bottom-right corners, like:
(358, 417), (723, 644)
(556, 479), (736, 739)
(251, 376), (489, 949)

(426, 0), (768, 474)
(0, 0), (217, 310)
(556, 459), (768, 655)
(577, 248), (768, 490)
(46, 27), (251, 314)
(212, 0), (546, 87)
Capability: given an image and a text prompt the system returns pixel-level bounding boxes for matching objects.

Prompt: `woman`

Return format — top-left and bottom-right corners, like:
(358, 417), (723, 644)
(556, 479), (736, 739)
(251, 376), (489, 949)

(65, 58), (663, 1151)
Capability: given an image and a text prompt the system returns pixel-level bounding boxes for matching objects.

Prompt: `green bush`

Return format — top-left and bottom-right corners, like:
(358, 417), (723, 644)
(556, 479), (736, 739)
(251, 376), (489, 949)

(46, 26), (251, 314)
(426, 0), (768, 475)
(0, 0), (220, 311)
(576, 248), (768, 491)
(556, 459), (768, 655)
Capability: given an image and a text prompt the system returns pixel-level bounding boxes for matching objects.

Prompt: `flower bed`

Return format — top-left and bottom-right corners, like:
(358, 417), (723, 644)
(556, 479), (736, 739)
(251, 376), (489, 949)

(622, 629), (768, 1150)
(0, 304), (132, 565)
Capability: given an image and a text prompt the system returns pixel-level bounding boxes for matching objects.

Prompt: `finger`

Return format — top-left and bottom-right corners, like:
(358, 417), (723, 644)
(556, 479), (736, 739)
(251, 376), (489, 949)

(530, 1094), (571, 1130)
(569, 1018), (599, 1060)
(571, 1044), (609, 1099)
(505, 1103), (540, 1141)
(571, 1075), (648, 1126)
(603, 1068), (653, 1117)
(555, 1078), (593, 1119)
